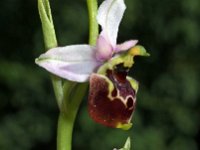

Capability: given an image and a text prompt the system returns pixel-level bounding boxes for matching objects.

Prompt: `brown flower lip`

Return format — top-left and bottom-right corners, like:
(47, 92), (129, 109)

(88, 64), (136, 128)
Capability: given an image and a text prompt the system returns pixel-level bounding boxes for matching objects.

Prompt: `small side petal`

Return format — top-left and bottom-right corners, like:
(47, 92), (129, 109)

(96, 35), (113, 61)
(97, 0), (126, 47)
(35, 45), (100, 82)
(115, 40), (138, 52)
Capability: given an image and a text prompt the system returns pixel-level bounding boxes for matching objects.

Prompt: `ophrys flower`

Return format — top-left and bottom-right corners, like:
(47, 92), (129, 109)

(36, 0), (149, 130)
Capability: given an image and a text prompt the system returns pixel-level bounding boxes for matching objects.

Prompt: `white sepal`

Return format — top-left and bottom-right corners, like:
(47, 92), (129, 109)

(35, 45), (100, 82)
(97, 0), (126, 47)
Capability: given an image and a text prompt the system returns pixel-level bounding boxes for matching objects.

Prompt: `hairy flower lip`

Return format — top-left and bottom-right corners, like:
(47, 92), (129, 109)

(88, 66), (137, 128)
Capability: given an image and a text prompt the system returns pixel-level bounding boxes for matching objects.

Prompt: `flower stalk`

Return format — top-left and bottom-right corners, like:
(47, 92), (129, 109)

(57, 83), (88, 150)
(87, 0), (99, 45)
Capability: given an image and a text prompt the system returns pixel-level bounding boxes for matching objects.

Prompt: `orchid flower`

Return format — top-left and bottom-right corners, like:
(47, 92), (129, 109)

(36, 0), (149, 130)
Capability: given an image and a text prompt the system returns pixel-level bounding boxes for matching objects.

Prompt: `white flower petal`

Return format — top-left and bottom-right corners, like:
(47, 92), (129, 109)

(97, 0), (126, 47)
(115, 40), (138, 52)
(35, 45), (100, 82)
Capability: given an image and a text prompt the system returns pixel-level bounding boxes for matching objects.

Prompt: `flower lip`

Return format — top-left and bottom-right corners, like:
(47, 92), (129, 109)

(88, 65), (137, 128)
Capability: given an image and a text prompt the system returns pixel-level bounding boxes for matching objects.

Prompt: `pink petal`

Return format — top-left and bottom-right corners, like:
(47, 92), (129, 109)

(96, 35), (113, 61)
(35, 45), (100, 82)
(97, 0), (126, 47)
(115, 40), (138, 52)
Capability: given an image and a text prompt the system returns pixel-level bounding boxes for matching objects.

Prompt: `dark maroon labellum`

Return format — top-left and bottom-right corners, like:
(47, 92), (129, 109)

(88, 64), (136, 128)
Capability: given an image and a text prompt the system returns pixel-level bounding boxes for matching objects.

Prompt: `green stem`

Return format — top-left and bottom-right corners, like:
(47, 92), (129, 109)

(87, 0), (98, 45)
(57, 83), (88, 150)
(57, 113), (74, 150)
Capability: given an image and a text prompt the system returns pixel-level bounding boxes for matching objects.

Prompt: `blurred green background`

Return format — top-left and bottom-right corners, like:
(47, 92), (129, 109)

(0, 0), (199, 149)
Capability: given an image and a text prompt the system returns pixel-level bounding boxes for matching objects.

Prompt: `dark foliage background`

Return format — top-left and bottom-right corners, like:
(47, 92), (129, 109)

(0, 0), (199, 150)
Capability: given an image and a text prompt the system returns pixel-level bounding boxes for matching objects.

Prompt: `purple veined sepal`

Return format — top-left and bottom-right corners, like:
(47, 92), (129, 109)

(88, 45), (150, 130)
